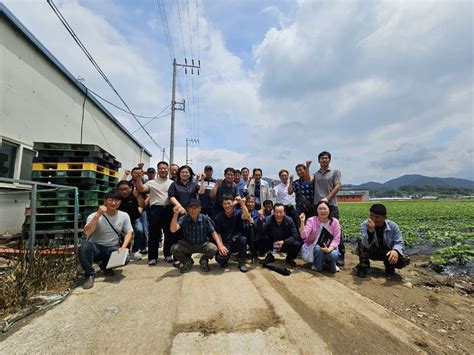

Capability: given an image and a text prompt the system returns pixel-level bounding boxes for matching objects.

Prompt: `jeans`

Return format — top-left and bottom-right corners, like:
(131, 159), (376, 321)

(78, 241), (118, 276)
(313, 245), (339, 273)
(132, 218), (144, 253)
(171, 240), (217, 262)
(215, 234), (247, 265)
(140, 208), (150, 250)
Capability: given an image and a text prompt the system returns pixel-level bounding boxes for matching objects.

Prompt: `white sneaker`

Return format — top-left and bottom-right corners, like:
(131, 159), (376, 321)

(165, 256), (174, 264)
(336, 265), (340, 272)
(133, 251), (143, 261)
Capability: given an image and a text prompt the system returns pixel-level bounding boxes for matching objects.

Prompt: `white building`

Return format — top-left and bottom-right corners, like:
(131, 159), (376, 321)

(0, 4), (153, 234)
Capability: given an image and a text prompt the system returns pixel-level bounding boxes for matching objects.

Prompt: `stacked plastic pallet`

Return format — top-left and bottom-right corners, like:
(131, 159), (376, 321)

(29, 142), (121, 231)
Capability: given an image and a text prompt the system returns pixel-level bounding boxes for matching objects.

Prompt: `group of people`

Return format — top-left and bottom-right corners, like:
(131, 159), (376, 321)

(78, 151), (410, 289)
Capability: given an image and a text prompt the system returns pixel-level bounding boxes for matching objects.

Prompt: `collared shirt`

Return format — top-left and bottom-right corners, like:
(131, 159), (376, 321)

(178, 213), (215, 244)
(247, 179), (272, 206)
(237, 179), (247, 197)
(168, 180), (199, 207)
(313, 169), (341, 206)
(118, 195), (141, 222)
(214, 209), (245, 243)
(361, 219), (404, 255)
(199, 178), (216, 208)
(301, 216), (341, 250)
(292, 177), (314, 205)
(257, 215), (298, 245)
(214, 181), (239, 209)
(143, 177), (173, 206)
(271, 183), (295, 206)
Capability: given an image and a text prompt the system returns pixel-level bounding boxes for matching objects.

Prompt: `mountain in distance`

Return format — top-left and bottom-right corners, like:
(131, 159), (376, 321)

(344, 174), (474, 190)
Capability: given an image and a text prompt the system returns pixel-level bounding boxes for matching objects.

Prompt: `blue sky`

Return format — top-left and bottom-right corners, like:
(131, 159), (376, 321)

(3, 0), (473, 184)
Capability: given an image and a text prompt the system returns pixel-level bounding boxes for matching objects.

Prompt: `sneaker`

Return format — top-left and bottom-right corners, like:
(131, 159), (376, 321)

(385, 267), (396, 276)
(173, 260), (181, 268)
(261, 252), (275, 265)
(165, 256), (174, 264)
(148, 258), (157, 266)
(83, 275), (95, 289)
(140, 248), (148, 255)
(336, 265), (340, 272)
(199, 255), (210, 272)
(103, 269), (115, 276)
(336, 257), (345, 267)
(133, 251), (143, 261)
(180, 258), (194, 273)
(311, 265), (319, 272)
(219, 259), (229, 268)
(238, 261), (248, 273)
(356, 265), (368, 278)
(285, 256), (297, 267)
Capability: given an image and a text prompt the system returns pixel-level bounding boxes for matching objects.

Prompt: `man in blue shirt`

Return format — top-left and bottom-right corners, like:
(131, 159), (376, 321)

(356, 204), (410, 278)
(170, 199), (227, 273)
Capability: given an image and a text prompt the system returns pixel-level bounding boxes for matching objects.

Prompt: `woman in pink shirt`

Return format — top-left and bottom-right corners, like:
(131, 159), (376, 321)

(299, 201), (341, 273)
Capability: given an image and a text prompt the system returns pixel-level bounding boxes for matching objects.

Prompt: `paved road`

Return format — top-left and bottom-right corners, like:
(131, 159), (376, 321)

(1, 257), (445, 354)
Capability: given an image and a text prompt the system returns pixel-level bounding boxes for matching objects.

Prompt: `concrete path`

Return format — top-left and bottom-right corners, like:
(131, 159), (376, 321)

(0, 257), (445, 354)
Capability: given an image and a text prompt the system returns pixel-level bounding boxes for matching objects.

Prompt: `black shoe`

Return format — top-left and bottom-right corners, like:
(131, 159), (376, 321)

(356, 265), (368, 278)
(83, 275), (95, 289)
(103, 269), (115, 276)
(261, 253), (275, 265)
(180, 258), (194, 273)
(239, 261), (248, 273)
(385, 267), (396, 276)
(285, 256), (297, 267)
(220, 260), (229, 268)
(336, 257), (345, 267)
(199, 255), (210, 272)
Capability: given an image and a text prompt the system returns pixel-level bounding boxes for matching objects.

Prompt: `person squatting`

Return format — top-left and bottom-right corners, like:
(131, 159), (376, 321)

(79, 151), (410, 289)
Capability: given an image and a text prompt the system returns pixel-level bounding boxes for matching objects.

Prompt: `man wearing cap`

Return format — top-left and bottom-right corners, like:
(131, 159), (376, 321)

(79, 191), (134, 289)
(146, 167), (156, 182)
(199, 165), (217, 220)
(170, 198), (228, 273)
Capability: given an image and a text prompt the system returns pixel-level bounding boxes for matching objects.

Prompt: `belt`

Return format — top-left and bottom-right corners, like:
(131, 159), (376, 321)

(150, 204), (168, 208)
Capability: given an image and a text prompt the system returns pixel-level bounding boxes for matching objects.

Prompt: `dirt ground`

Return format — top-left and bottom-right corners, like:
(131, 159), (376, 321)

(1, 245), (472, 354)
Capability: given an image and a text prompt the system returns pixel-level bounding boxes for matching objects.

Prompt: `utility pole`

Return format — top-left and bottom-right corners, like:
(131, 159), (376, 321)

(161, 148), (165, 161)
(186, 138), (199, 165)
(169, 58), (200, 165)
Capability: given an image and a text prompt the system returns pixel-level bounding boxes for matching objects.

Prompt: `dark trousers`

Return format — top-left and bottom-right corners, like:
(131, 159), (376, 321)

(78, 241), (118, 276)
(328, 205), (345, 258)
(148, 205), (173, 260)
(171, 240), (217, 262)
(215, 234), (247, 265)
(284, 205), (299, 231)
(357, 242), (410, 270)
(256, 236), (301, 259)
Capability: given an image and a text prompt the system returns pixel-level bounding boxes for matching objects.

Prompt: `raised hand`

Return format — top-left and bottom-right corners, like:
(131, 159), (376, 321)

(258, 209), (264, 221)
(97, 205), (107, 216)
(306, 160), (312, 167)
(299, 213), (305, 225)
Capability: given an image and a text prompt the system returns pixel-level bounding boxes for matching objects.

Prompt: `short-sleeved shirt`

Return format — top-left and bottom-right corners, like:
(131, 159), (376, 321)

(86, 211), (133, 247)
(272, 183), (295, 206)
(143, 177), (173, 206)
(178, 213), (215, 244)
(313, 169), (341, 206)
(168, 180), (199, 207)
(118, 195), (141, 222)
(214, 209), (245, 243)
(292, 178), (314, 205)
(199, 178), (216, 208)
(214, 181), (239, 209)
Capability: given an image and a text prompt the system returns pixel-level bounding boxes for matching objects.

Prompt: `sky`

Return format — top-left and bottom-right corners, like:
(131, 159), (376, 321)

(3, 0), (473, 184)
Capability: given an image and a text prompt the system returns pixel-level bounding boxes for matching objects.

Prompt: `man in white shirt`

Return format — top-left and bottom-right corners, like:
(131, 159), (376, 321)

(271, 169), (298, 229)
(79, 191), (133, 289)
(136, 161), (174, 265)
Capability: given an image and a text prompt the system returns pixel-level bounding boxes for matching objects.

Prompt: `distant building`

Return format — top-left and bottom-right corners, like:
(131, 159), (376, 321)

(337, 190), (370, 202)
(0, 4), (153, 234)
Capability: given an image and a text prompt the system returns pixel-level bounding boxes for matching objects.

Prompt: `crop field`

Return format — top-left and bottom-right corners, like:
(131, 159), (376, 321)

(339, 200), (474, 247)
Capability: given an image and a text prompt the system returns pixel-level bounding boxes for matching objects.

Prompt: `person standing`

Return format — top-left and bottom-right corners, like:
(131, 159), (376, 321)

(210, 167), (239, 215)
(135, 161), (173, 265)
(271, 169), (298, 229)
(198, 165), (217, 220)
(308, 151), (345, 266)
(288, 162), (315, 219)
(246, 168), (272, 210)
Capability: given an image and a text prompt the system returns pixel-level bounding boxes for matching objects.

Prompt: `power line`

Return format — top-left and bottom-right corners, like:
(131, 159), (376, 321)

(47, 0), (168, 159)
(131, 112), (171, 134)
(87, 86), (171, 119)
